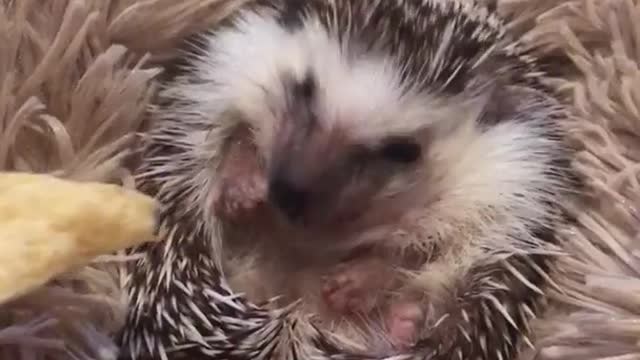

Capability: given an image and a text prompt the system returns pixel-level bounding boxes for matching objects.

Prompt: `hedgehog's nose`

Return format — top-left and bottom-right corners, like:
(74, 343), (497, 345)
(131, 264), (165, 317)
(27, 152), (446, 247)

(268, 175), (309, 223)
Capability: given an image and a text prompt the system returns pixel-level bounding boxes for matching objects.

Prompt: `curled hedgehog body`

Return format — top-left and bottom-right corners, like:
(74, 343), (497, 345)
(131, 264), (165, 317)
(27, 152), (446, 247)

(119, 0), (577, 359)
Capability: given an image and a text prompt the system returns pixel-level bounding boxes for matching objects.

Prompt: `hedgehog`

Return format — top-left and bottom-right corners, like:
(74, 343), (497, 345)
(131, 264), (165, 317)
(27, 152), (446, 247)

(117, 0), (577, 359)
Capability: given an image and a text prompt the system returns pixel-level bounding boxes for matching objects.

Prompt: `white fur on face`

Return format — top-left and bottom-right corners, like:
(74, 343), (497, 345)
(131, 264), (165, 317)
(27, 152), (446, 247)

(417, 114), (567, 255)
(174, 8), (567, 260)
(186, 10), (490, 153)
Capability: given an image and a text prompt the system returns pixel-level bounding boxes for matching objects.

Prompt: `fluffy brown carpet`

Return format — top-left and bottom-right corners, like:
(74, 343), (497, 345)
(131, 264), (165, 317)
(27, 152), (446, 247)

(0, 0), (638, 359)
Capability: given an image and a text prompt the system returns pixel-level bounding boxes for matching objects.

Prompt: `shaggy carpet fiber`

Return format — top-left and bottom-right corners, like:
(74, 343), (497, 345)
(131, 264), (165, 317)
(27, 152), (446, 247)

(0, 0), (638, 359)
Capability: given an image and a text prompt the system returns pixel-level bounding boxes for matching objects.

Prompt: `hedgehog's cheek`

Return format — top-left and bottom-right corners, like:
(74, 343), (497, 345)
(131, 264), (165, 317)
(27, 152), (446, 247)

(325, 183), (395, 231)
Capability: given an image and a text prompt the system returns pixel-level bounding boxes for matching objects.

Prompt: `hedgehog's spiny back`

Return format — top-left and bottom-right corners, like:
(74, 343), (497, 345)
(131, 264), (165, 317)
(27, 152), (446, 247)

(257, 0), (538, 95)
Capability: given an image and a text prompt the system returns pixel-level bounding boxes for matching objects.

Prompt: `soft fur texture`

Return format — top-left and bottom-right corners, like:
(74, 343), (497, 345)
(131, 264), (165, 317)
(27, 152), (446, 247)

(0, 0), (638, 359)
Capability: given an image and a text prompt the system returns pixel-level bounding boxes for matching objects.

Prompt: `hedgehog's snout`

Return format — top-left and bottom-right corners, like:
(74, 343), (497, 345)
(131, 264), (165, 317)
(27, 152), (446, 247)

(268, 174), (310, 224)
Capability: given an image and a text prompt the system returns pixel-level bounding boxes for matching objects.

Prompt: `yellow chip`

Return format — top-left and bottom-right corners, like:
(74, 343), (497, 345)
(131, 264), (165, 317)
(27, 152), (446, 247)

(0, 172), (159, 304)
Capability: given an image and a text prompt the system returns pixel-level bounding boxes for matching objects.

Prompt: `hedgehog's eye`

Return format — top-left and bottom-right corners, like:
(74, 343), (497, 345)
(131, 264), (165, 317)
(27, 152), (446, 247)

(379, 138), (421, 164)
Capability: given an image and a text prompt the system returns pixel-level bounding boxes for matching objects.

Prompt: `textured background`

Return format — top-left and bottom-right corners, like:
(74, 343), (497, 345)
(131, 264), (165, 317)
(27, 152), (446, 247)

(0, 0), (638, 359)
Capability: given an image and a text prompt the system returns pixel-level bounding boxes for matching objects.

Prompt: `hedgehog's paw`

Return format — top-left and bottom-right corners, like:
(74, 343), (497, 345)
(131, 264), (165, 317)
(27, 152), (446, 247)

(385, 300), (423, 350)
(321, 258), (389, 315)
(213, 174), (267, 221)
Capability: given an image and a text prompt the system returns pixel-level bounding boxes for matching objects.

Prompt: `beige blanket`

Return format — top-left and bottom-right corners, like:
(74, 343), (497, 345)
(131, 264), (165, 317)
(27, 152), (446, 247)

(0, 0), (638, 359)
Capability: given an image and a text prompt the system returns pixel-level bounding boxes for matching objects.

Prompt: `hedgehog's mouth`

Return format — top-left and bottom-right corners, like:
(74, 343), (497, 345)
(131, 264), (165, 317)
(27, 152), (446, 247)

(269, 201), (361, 233)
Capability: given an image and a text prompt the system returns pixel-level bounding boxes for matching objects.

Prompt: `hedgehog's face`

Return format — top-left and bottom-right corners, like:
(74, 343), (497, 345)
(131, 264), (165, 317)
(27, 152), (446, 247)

(203, 11), (491, 234)
(264, 73), (427, 230)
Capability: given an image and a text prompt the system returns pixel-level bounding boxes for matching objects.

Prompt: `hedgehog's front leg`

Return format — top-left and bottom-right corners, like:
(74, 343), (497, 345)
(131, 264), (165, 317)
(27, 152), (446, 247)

(321, 257), (394, 315)
(212, 127), (267, 221)
(321, 257), (424, 350)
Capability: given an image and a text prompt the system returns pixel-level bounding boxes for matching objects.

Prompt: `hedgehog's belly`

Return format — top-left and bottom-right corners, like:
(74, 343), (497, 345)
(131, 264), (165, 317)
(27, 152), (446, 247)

(219, 207), (487, 354)
(222, 236), (432, 353)
(224, 258), (418, 353)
